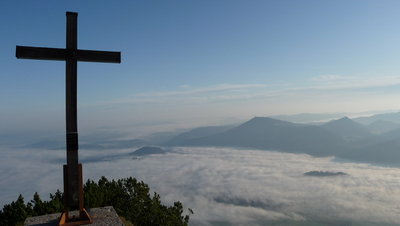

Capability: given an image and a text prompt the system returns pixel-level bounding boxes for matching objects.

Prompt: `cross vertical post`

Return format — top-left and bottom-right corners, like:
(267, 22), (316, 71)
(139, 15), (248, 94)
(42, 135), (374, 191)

(16, 11), (121, 225)
(65, 11), (80, 211)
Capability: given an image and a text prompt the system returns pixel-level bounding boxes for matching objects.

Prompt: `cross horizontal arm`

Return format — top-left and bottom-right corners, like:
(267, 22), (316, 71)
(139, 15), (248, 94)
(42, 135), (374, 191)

(16, 46), (121, 64)
(76, 50), (121, 63)
(16, 46), (67, 61)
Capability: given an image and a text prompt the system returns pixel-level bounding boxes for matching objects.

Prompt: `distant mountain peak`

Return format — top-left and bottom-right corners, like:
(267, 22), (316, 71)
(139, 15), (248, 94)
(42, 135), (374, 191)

(323, 117), (359, 127)
(250, 116), (275, 121)
(354, 112), (400, 125)
(131, 146), (166, 156)
(322, 116), (371, 140)
(329, 116), (352, 123)
(246, 116), (295, 126)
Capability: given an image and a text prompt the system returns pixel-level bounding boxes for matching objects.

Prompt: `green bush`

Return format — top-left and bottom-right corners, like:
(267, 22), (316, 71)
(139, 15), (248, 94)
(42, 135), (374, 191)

(0, 177), (191, 226)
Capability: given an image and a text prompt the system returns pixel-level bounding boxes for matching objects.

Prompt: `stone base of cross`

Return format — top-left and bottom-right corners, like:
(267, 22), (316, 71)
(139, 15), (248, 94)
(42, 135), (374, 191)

(58, 164), (92, 225)
(16, 11), (121, 226)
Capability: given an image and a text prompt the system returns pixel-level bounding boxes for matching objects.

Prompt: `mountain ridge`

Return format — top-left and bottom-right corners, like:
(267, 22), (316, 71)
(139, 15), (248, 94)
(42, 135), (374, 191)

(166, 117), (347, 157)
(165, 115), (400, 164)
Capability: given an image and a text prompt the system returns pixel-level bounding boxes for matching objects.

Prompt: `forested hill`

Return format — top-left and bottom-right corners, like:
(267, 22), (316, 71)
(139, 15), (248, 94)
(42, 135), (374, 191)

(0, 177), (192, 226)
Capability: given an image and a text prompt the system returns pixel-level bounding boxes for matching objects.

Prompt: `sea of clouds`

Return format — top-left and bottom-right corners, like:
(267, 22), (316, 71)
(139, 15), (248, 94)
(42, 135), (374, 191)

(1, 146), (400, 225)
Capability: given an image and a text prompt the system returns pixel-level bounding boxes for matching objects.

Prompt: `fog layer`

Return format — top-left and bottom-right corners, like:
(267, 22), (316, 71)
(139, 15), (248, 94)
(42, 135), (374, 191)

(1, 146), (400, 225)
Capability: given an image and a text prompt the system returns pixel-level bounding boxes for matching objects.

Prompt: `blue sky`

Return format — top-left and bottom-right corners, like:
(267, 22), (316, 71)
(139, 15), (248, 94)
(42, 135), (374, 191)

(2, 0), (400, 141)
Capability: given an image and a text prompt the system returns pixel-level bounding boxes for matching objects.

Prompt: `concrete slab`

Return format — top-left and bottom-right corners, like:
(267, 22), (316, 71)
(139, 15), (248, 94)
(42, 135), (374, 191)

(24, 206), (124, 226)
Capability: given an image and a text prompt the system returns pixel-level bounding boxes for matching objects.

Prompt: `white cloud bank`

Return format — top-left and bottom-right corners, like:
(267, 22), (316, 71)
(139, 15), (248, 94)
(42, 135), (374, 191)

(2, 146), (400, 225)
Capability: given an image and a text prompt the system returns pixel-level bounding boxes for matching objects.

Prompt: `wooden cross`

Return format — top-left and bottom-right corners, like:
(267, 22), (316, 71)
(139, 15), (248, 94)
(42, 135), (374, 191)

(16, 12), (121, 225)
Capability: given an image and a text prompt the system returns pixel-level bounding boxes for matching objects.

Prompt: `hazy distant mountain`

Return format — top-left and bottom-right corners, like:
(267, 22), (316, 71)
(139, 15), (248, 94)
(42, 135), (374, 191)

(321, 117), (372, 141)
(353, 112), (400, 125)
(342, 138), (400, 164)
(367, 120), (400, 134)
(271, 112), (347, 123)
(167, 117), (347, 157)
(166, 125), (235, 146)
(329, 119), (400, 164)
(380, 127), (400, 140)
(142, 130), (188, 145)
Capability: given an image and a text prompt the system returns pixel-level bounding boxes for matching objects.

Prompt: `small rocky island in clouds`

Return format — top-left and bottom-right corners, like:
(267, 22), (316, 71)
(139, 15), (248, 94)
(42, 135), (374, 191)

(304, 171), (348, 177)
(131, 146), (167, 156)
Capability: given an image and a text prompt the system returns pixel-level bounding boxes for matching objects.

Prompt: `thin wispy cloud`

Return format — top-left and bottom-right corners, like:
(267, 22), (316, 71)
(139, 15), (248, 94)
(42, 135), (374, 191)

(136, 83), (268, 97)
(309, 75), (400, 90)
(98, 83), (268, 105)
(71, 76), (400, 129)
(96, 75), (400, 107)
(311, 74), (353, 82)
